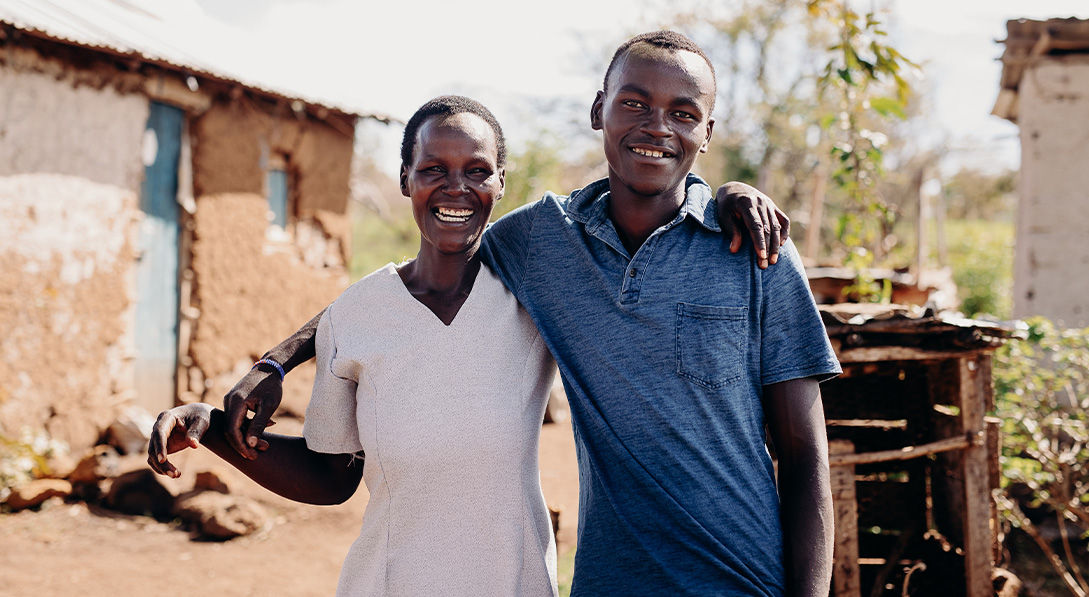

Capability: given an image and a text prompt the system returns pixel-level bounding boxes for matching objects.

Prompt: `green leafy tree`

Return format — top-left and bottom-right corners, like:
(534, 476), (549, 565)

(944, 167), (1018, 221)
(500, 99), (603, 219)
(995, 318), (1089, 595)
(498, 136), (572, 219)
(661, 0), (919, 300)
(808, 0), (917, 299)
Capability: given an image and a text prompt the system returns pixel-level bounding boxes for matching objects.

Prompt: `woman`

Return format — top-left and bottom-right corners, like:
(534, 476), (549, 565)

(148, 96), (558, 596)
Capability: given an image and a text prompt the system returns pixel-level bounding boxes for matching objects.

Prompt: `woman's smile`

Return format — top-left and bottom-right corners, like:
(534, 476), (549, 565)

(433, 206), (476, 223)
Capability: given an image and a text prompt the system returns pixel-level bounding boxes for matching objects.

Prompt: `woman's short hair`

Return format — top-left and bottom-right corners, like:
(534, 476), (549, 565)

(400, 95), (507, 168)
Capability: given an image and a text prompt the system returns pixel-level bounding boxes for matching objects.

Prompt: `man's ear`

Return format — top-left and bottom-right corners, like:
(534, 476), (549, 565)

(590, 91), (606, 131)
(496, 167), (506, 202)
(699, 117), (715, 154)
(399, 165), (410, 197)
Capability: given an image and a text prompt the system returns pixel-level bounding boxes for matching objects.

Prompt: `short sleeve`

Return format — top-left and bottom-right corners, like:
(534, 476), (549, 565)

(303, 306), (364, 454)
(479, 198), (542, 298)
(759, 240), (842, 385)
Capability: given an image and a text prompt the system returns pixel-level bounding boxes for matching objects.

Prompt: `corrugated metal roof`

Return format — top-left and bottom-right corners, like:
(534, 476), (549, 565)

(819, 303), (1021, 364)
(992, 17), (1089, 123)
(0, 0), (390, 121)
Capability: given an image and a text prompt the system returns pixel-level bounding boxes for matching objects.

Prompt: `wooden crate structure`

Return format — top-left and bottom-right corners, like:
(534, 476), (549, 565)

(818, 304), (1017, 597)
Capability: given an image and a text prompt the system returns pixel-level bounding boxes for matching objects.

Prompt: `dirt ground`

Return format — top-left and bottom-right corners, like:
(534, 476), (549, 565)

(0, 419), (581, 597)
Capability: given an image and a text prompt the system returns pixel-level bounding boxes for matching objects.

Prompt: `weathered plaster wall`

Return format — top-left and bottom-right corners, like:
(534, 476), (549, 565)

(0, 174), (140, 451)
(292, 120), (353, 216)
(184, 193), (346, 410)
(190, 102), (353, 264)
(1014, 57), (1089, 327)
(184, 103), (353, 411)
(0, 52), (150, 453)
(0, 49), (147, 187)
(0, 54), (149, 452)
(190, 101), (265, 196)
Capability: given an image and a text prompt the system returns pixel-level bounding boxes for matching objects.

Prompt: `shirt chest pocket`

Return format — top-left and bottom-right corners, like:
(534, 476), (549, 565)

(675, 303), (748, 389)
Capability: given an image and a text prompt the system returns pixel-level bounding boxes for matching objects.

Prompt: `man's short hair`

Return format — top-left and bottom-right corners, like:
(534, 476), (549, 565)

(400, 95), (507, 168)
(602, 30), (717, 110)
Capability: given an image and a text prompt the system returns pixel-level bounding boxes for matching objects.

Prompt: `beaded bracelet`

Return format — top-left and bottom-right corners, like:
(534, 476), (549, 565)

(253, 358), (286, 382)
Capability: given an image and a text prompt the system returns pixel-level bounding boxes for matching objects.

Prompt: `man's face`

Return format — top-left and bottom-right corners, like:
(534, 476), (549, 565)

(591, 47), (715, 199)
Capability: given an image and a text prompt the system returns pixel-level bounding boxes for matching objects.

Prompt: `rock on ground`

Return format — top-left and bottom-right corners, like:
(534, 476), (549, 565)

(173, 490), (269, 540)
(3, 479), (73, 510)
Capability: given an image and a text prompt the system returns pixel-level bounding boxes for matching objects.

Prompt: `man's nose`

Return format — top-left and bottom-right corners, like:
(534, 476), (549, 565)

(640, 109), (671, 137)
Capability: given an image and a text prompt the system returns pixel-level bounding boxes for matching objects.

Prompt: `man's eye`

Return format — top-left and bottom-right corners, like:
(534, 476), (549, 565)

(673, 111), (696, 120)
(622, 100), (644, 109)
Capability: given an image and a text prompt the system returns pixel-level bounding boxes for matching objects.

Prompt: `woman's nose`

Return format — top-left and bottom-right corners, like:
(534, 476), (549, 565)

(444, 172), (469, 194)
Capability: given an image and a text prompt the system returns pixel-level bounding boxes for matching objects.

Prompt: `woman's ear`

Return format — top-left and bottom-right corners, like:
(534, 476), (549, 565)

(399, 165), (410, 197)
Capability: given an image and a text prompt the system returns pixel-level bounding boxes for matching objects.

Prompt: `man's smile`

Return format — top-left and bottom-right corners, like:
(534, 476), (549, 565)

(630, 146), (675, 159)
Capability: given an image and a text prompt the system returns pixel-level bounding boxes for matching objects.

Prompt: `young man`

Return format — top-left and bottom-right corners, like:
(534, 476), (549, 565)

(221, 32), (838, 596)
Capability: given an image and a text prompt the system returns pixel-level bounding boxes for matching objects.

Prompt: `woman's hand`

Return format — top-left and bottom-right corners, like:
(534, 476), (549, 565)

(147, 403), (219, 478)
(223, 366), (282, 460)
(715, 181), (790, 269)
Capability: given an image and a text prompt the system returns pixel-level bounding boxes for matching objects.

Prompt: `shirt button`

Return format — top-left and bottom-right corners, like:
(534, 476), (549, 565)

(629, 268), (637, 278)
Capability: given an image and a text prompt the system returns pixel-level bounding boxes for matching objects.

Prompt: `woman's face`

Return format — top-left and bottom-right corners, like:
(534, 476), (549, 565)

(400, 113), (504, 257)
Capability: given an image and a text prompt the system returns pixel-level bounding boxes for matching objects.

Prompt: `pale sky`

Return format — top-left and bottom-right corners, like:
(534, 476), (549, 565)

(183, 0), (1089, 175)
(891, 0), (1089, 173)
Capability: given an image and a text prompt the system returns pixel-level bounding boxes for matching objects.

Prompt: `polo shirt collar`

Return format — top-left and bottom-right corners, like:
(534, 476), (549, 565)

(564, 174), (721, 233)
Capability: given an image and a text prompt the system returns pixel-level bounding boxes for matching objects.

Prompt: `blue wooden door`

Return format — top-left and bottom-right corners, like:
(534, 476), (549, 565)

(135, 101), (183, 412)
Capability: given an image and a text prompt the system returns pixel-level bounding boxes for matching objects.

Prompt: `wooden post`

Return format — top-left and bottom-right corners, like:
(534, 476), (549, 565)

(829, 439), (861, 597)
(959, 356), (993, 597)
(174, 118), (196, 405)
(981, 355), (1003, 565)
(914, 169), (927, 277)
(934, 178), (948, 267)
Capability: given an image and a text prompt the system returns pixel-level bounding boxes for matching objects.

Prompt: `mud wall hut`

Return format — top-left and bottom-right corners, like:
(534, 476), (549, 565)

(993, 17), (1089, 328)
(0, 0), (380, 454)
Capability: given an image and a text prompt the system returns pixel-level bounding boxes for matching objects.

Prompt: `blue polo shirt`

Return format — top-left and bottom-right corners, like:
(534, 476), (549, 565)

(480, 175), (841, 596)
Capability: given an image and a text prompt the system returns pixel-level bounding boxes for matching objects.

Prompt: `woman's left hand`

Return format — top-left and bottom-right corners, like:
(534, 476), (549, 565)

(715, 181), (790, 269)
(147, 403), (219, 478)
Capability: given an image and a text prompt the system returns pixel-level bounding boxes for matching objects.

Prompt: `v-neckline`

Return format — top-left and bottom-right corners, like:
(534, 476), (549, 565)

(389, 262), (485, 328)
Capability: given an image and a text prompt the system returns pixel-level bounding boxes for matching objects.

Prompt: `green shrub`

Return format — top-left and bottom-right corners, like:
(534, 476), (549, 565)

(944, 220), (1014, 319)
(994, 317), (1089, 592)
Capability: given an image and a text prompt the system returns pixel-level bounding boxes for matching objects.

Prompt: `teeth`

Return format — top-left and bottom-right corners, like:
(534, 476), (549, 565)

(633, 147), (669, 158)
(435, 207), (474, 223)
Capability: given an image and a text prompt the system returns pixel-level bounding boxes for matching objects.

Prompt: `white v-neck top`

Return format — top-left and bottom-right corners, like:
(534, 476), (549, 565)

(304, 263), (558, 596)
